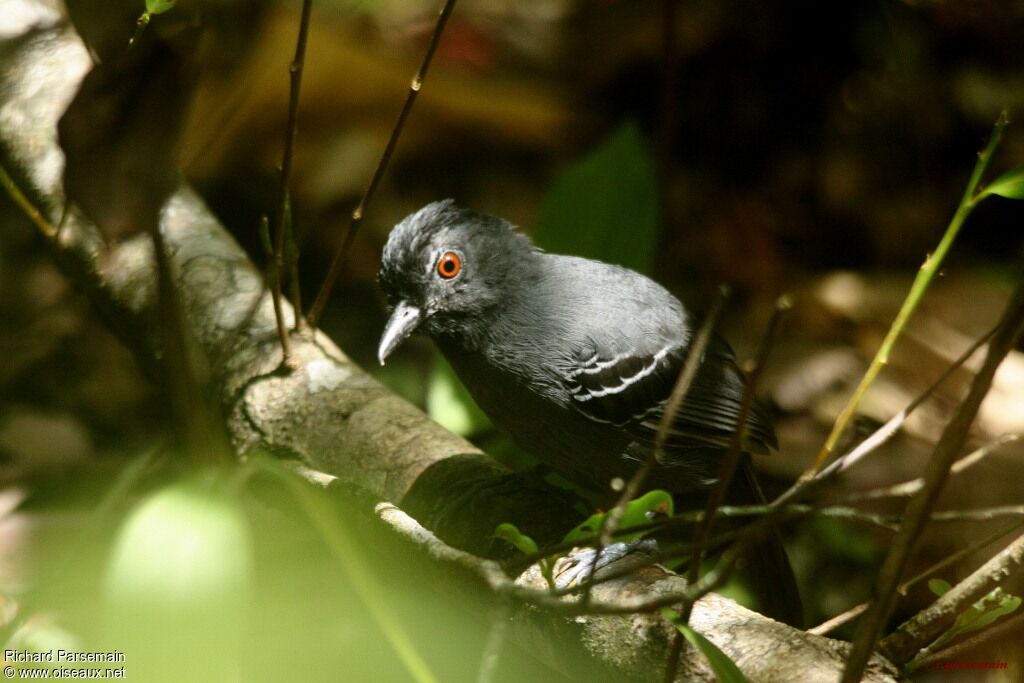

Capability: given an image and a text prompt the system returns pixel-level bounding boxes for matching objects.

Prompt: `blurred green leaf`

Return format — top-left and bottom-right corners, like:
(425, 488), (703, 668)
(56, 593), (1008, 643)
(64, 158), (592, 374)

(426, 355), (491, 436)
(982, 165), (1024, 200)
(562, 489), (674, 544)
(255, 456), (441, 683)
(103, 475), (253, 682)
(105, 477), (253, 608)
(494, 522), (539, 555)
(533, 121), (659, 273)
(145, 0), (176, 15)
(661, 609), (749, 683)
(928, 578), (952, 597)
(7, 619), (80, 661)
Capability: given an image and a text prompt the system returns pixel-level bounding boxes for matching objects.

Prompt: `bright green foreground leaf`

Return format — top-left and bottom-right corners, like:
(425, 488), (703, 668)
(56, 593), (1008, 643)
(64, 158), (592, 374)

(945, 587), (1021, 640)
(909, 585), (1023, 672)
(533, 121), (659, 273)
(982, 165), (1024, 200)
(145, 0), (176, 15)
(494, 522), (556, 588)
(103, 476), (253, 682)
(494, 522), (539, 555)
(662, 609), (749, 683)
(562, 489), (673, 544)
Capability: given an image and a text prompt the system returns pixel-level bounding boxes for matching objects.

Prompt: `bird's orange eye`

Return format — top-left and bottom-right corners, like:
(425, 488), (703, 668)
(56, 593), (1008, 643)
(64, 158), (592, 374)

(437, 251), (462, 279)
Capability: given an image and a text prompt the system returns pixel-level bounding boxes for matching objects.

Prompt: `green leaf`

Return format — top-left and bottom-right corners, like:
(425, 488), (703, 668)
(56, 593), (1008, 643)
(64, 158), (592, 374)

(562, 510), (604, 544)
(103, 476), (254, 681)
(561, 489), (674, 545)
(928, 587), (1023, 655)
(967, 594), (1020, 632)
(255, 456), (440, 683)
(426, 356), (492, 437)
(952, 604), (983, 632)
(619, 489), (674, 529)
(533, 121), (659, 273)
(146, 0), (176, 15)
(661, 609), (749, 683)
(105, 477), (253, 608)
(494, 523), (539, 555)
(983, 165), (1024, 200)
(928, 578), (952, 597)
(952, 588), (1021, 636)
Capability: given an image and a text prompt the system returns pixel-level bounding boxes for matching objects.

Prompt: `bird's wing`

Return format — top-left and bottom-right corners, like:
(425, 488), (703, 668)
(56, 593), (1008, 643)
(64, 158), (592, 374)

(564, 336), (777, 456)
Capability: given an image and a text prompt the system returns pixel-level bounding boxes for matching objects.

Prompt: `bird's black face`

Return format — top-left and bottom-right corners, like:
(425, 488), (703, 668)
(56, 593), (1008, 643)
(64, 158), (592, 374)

(377, 200), (531, 364)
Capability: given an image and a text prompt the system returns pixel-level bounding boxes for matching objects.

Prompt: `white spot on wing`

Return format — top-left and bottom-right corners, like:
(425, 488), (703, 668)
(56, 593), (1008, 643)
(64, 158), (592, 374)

(573, 345), (675, 401)
(579, 353), (629, 375)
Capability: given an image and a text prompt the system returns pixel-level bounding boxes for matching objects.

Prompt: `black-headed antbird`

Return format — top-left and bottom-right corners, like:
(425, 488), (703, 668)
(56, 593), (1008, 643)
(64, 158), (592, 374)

(377, 200), (801, 624)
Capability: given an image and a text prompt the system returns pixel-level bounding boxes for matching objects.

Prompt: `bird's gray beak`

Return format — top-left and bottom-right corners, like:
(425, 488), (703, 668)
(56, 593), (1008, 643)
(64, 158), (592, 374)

(378, 301), (423, 365)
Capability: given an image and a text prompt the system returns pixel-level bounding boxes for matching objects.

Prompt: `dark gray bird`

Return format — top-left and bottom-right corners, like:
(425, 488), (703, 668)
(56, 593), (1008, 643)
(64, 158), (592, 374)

(377, 200), (800, 623)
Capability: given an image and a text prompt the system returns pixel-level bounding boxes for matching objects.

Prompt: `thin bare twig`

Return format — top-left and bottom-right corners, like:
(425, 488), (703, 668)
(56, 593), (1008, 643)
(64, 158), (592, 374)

(841, 274), (1024, 683)
(0, 161), (57, 240)
(676, 295), (791, 627)
(894, 521), (1024, 598)
(663, 631), (684, 683)
(269, 0), (314, 363)
(840, 432), (1021, 503)
(287, 202), (304, 331)
(654, 287), (730, 463)
(149, 205), (230, 459)
(808, 518), (1024, 636)
(307, 0), (458, 326)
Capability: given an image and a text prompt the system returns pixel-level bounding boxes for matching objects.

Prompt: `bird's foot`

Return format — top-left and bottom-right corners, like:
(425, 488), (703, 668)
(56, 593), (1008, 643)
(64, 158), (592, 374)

(552, 538), (659, 590)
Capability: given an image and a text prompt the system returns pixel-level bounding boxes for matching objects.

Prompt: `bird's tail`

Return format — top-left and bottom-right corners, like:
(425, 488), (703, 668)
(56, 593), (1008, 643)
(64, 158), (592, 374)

(728, 456), (804, 627)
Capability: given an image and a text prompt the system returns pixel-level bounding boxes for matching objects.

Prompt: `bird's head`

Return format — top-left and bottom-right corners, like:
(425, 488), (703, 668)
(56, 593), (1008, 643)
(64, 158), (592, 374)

(377, 200), (533, 364)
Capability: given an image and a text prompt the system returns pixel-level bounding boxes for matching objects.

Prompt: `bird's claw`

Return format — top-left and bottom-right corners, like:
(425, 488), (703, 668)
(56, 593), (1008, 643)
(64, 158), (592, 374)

(552, 538), (659, 590)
